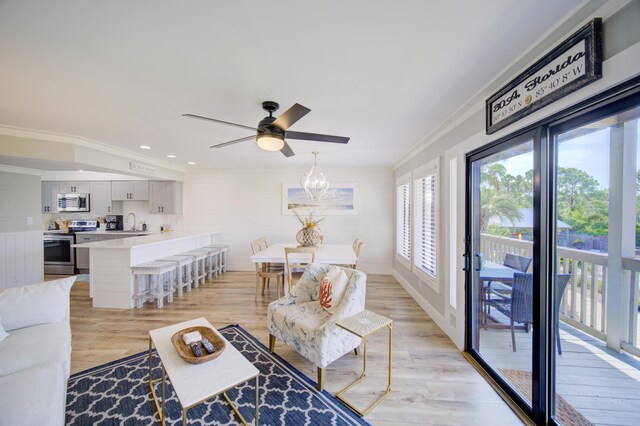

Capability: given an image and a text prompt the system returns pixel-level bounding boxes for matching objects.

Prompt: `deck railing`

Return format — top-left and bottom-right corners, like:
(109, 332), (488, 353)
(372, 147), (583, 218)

(480, 234), (608, 341)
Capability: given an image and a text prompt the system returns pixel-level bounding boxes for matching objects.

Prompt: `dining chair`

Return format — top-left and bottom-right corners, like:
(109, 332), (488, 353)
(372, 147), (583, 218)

(250, 238), (284, 302)
(555, 274), (571, 355)
(503, 253), (532, 272)
(284, 247), (317, 287)
(351, 239), (364, 269)
(486, 272), (533, 352)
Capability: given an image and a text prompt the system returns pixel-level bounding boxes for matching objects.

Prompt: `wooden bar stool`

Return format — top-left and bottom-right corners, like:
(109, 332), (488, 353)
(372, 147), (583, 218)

(158, 255), (193, 296)
(210, 244), (229, 273)
(199, 246), (223, 277)
(178, 251), (207, 287)
(131, 261), (176, 308)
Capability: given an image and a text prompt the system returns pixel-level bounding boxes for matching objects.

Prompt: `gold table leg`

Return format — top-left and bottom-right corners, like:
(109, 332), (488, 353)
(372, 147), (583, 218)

(148, 337), (167, 426)
(335, 324), (393, 416)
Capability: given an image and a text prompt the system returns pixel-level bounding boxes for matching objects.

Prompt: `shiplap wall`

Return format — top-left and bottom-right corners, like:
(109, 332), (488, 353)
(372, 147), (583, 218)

(184, 168), (393, 274)
(0, 231), (44, 288)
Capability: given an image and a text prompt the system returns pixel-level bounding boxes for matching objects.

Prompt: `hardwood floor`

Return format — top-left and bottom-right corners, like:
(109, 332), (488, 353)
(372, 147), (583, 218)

(62, 272), (523, 425)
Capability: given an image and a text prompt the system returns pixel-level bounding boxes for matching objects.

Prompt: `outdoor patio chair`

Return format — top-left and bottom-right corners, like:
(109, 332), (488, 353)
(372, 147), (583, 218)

(488, 272), (533, 352)
(555, 274), (572, 355)
(503, 253), (532, 272)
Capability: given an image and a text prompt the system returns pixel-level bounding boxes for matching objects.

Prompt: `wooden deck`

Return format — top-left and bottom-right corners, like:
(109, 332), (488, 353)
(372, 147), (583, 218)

(57, 272), (524, 426)
(480, 319), (640, 425)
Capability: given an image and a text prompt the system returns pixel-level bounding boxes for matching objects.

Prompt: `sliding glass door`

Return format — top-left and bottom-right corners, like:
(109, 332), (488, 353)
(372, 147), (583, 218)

(466, 78), (640, 425)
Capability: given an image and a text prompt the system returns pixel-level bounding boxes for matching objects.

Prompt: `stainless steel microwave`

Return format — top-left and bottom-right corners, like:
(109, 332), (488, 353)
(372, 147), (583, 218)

(57, 193), (90, 212)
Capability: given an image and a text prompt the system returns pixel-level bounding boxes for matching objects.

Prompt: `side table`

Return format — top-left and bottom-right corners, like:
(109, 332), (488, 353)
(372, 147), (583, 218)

(335, 309), (392, 416)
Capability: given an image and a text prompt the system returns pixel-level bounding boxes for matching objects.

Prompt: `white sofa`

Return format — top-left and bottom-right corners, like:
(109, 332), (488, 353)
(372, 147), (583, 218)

(0, 276), (76, 426)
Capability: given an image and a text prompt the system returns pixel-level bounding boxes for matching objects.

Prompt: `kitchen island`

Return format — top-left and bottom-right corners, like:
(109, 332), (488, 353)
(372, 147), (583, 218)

(74, 231), (220, 309)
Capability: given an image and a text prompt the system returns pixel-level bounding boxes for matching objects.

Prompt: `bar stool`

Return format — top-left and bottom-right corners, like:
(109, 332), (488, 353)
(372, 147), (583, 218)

(198, 246), (223, 278)
(210, 244), (229, 273)
(190, 247), (217, 281)
(178, 251), (207, 287)
(158, 255), (193, 296)
(131, 261), (176, 308)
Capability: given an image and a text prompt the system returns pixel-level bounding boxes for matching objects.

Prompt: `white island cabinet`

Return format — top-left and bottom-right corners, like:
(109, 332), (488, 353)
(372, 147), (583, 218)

(74, 231), (220, 309)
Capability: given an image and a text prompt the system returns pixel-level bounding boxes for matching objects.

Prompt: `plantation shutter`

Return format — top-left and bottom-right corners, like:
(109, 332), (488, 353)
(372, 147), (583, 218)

(414, 162), (437, 277)
(396, 175), (412, 261)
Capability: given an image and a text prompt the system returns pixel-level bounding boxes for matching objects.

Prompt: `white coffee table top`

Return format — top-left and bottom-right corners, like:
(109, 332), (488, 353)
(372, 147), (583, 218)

(149, 317), (259, 408)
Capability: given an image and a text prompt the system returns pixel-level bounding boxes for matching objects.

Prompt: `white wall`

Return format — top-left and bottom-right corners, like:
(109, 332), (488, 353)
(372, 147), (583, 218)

(183, 167), (393, 274)
(0, 167), (44, 287)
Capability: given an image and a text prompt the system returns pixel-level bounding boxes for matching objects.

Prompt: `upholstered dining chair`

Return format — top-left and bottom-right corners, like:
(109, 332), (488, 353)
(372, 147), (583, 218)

(251, 239), (284, 302)
(284, 247), (317, 287)
(267, 263), (367, 390)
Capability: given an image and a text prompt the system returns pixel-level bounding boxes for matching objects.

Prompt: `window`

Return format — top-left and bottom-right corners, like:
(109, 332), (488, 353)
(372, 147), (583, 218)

(413, 160), (438, 280)
(396, 173), (412, 265)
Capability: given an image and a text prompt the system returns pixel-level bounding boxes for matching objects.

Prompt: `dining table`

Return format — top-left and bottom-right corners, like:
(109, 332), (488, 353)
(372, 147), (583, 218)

(478, 260), (520, 329)
(249, 243), (357, 290)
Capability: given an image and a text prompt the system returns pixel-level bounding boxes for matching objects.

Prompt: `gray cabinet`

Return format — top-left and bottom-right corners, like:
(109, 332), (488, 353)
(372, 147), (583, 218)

(41, 181), (60, 213)
(112, 181), (149, 201)
(75, 234), (103, 269)
(89, 181), (113, 214)
(149, 181), (183, 214)
(59, 181), (90, 193)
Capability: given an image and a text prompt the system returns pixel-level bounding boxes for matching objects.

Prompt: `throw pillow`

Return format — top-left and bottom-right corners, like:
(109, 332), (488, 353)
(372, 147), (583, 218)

(0, 276), (76, 331)
(0, 315), (8, 342)
(319, 266), (349, 314)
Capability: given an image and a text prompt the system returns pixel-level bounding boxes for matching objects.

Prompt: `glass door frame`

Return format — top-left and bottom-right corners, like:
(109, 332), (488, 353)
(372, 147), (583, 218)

(464, 75), (640, 426)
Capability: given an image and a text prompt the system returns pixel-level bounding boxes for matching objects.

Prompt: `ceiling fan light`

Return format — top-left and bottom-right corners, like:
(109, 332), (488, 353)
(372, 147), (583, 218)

(256, 134), (285, 151)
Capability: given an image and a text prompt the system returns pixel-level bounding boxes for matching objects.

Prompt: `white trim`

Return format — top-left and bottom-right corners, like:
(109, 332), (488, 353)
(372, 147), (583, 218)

(0, 164), (42, 176)
(395, 254), (411, 270)
(392, 269), (460, 349)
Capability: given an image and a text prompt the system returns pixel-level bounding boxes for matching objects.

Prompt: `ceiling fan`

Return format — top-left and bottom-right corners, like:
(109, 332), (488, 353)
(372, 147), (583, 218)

(183, 101), (349, 157)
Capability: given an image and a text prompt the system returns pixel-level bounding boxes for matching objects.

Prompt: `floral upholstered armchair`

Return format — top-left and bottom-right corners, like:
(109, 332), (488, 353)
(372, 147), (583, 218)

(267, 263), (367, 391)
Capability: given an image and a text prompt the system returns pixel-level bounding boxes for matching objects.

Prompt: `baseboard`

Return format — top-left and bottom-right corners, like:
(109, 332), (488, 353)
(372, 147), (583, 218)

(391, 269), (456, 340)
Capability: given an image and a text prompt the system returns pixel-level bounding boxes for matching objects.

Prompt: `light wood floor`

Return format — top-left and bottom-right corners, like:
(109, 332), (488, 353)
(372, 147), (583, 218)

(60, 272), (523, 425)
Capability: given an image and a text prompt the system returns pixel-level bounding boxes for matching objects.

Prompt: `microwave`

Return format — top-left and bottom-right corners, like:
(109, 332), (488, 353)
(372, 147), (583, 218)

(57, 193), (90, 212)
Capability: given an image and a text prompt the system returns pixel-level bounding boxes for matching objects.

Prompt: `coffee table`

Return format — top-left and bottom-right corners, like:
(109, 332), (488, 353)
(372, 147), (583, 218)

(148, 317), (259, 425)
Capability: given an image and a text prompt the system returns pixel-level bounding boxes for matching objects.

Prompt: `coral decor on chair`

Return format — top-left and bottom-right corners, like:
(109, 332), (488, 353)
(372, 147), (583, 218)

(267, 263), (366, 391)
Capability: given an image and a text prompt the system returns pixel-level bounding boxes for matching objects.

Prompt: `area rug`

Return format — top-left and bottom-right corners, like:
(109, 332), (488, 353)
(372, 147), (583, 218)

(499, 369), (594, 426)
(66, 325), (369, 425)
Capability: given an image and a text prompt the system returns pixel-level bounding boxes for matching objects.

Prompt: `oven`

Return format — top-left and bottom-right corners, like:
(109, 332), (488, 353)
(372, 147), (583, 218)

(43, 233), (75, 275)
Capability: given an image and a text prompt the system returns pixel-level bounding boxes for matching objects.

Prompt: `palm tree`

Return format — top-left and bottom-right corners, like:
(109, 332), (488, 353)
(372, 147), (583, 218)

(479, 189), (522, 232)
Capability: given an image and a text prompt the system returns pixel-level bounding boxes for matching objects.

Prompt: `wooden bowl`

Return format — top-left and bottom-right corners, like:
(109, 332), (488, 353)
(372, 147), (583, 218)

(170, 326), (226, 364)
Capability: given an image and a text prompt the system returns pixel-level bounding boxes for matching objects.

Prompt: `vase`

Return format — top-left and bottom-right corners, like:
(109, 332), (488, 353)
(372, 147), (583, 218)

(296, 227), (322, 247)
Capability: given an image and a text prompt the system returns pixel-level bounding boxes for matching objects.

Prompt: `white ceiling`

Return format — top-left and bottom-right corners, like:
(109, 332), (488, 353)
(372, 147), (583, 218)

(0, 0), (586, 171)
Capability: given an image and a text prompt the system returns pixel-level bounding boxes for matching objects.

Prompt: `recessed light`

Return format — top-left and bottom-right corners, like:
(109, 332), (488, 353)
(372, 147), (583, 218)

(78, 169), (84, 172)
(166, 154), (176, 158)
(139, 145), (151, 150)
(187, 161), (196, 165)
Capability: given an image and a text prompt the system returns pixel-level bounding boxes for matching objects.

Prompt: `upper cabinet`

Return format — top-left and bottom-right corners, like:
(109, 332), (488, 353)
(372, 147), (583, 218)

(59, 181), (90, 193)
(149, 181), (183, 214)
(89, 181), (113, 214)
(41, 181), (60, 213)
(112, 181), (149, 201)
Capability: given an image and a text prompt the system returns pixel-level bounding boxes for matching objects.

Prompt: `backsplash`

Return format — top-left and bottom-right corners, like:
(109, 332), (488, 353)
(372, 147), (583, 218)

(42, 200), (183, 232)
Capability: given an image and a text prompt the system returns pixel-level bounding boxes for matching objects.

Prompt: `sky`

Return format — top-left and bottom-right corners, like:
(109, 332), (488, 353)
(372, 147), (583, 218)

(498, 121), (640, 190)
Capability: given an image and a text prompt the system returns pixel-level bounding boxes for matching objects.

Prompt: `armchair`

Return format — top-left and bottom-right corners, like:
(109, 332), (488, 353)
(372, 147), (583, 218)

(267, 263), (366, 391)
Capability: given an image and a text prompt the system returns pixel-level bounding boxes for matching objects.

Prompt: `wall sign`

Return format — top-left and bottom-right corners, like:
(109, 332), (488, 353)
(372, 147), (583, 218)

(129, 161), (156, 175)
(486, 18), (602, 135)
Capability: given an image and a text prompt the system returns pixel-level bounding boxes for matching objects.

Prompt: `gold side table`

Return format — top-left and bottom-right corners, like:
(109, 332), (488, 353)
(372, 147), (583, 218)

(335, 309), (392, 416)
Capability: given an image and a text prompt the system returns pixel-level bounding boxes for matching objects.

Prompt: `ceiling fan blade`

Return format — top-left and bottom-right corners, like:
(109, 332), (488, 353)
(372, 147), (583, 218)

(271, 103), (311, 130)
(285, 130), (350, 144)
(183, 113), (257, 132)
(210, 135), (255, 148)
(280, 141), (295, 157)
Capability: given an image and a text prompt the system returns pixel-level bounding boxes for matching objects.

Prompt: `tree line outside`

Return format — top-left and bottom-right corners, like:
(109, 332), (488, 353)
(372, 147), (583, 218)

(480, 163), (628, 248)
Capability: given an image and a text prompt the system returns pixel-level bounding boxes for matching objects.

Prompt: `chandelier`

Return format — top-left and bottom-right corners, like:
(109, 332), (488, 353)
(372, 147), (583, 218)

(301, 151), (329, 201)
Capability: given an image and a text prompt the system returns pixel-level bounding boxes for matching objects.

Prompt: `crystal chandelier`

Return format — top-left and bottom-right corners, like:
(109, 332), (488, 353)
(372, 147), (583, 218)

(301, 151), (329, 201)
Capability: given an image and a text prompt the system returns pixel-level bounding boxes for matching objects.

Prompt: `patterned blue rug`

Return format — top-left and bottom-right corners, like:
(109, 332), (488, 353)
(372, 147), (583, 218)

(66, 325), (370, 425)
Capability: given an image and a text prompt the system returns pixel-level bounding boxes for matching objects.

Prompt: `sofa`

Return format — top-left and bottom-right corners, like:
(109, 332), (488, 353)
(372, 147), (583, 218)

(268, 263), (366, 390)
(0, 276), (76, 426)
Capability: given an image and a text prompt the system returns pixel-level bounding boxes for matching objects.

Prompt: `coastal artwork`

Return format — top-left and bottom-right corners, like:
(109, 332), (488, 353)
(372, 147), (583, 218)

(282, 184), (357, 215)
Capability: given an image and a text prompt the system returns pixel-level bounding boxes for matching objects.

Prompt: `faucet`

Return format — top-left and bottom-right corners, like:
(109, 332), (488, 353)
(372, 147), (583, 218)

(127, 212), (136, 231)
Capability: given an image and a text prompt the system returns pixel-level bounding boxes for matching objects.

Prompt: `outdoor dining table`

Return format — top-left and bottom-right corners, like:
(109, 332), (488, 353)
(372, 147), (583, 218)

(479, 261), (520, 329)
(249, 243), (357, 291)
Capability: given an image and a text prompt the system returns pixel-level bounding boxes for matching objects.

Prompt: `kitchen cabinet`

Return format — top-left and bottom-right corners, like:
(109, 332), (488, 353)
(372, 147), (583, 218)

(41, 181), (60, 213)
(89, 181), (113, 214)
(59, 181), (90, 193)
(75, 234), (102, 269)
(112, 181), (149, 201)
(149, 181), (183, 214)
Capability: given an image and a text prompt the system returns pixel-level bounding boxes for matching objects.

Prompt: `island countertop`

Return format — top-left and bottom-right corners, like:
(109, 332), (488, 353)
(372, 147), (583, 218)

(73, 231), (216, 249)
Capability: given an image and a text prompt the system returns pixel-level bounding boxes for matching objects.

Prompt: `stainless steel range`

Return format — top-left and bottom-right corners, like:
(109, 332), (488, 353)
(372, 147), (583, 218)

(43, 220), (98, 275)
